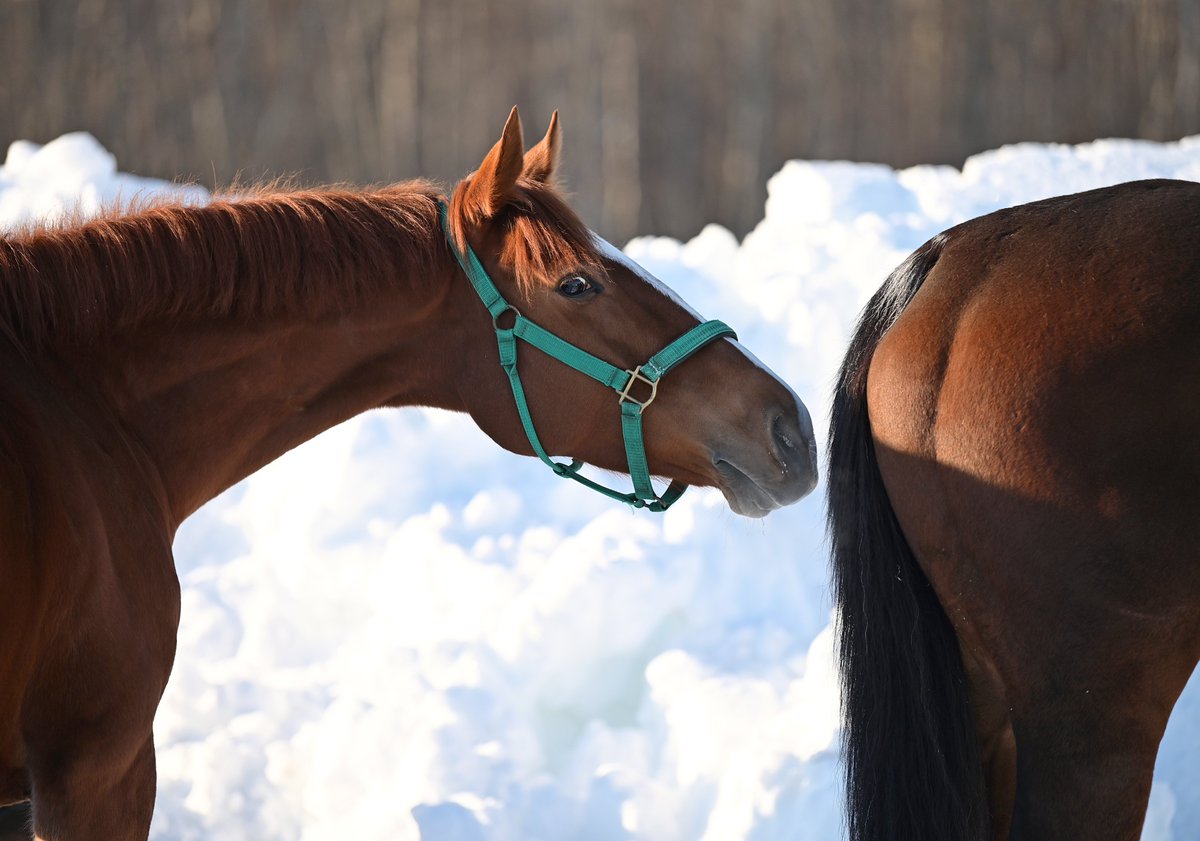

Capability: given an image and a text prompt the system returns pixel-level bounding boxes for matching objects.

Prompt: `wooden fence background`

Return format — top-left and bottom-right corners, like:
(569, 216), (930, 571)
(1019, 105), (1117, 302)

(3, 0), (1199, 242)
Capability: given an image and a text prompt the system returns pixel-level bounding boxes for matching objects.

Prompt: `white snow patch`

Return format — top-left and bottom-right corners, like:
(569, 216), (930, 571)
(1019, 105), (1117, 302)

(0, 132), (207, 230)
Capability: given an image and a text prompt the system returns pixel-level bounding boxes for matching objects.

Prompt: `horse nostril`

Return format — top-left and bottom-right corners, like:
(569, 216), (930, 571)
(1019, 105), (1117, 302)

(770, 407), (819, 492)
(771, 411), (805, 462)
(771, 413), (798, 458)
(710, 405), (818, 512)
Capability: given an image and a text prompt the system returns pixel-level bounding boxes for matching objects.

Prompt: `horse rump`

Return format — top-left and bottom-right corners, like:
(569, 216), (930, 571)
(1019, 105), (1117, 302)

(826, 235), (988, 841)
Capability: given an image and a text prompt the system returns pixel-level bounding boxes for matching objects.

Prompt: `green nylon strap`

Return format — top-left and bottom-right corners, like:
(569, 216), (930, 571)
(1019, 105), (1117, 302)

(500, 325), (666, 508)
(438, 200), (736, 511)
(621, 401), (656, 499)
(495, 329), (549, 460)
(643, 318), (739, 380)
(513, 317), (629, 391)
(442, 207), (511, 319)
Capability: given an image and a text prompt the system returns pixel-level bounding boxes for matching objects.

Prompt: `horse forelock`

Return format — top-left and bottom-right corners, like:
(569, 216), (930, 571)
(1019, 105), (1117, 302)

(447, 177), (603, 293)
(0, 180), (445, 352)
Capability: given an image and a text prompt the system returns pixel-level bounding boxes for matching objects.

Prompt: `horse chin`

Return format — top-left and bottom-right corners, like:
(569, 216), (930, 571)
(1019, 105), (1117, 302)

(712, 456), (815, 518)
(719, 484), (778, 518)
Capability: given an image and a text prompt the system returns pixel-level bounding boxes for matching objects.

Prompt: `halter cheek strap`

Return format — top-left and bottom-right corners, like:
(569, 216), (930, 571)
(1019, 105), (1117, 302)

(438, 201), (736, 512)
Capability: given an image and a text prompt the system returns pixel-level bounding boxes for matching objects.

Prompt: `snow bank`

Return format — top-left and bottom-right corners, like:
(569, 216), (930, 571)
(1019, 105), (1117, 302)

(0, 133), (207, 231)
(2, 132), (1197, 840)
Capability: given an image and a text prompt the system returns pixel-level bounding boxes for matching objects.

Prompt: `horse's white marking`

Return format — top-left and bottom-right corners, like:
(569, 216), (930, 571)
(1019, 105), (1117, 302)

(592, 233), (704, 319)
(591, 232), (809, 420)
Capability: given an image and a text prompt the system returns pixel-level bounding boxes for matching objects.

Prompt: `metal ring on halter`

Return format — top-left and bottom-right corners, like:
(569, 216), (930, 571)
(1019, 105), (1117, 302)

(492, 305), (521, 330)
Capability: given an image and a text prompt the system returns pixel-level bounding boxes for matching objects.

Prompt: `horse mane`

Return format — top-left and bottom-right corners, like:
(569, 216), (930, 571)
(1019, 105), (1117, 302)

(0, 174), (600, 354)
(0, 180), (443, 352)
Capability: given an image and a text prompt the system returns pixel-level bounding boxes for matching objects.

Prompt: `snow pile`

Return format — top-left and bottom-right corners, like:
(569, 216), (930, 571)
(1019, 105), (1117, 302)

(0, 133), (207, 230)
(3, 133), (1198, 840)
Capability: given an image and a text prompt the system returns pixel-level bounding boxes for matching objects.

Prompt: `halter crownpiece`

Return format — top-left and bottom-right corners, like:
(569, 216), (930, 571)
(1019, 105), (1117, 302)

(438, 201), (736, 511)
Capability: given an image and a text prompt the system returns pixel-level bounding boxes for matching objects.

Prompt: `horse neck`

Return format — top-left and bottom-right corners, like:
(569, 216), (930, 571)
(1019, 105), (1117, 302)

(26, 187), (470, 527)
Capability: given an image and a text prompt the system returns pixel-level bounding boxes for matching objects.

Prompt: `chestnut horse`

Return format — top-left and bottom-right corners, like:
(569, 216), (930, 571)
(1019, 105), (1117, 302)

(0, 109), (817, 840)
(829, 179), (1200, 840)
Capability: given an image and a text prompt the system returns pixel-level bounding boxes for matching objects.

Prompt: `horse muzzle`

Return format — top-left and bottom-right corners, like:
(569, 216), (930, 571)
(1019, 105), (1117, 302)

(711, 402), (819, 517)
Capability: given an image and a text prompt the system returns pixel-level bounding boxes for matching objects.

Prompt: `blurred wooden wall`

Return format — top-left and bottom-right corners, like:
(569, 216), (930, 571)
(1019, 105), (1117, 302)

(2, 0), (1199, 242)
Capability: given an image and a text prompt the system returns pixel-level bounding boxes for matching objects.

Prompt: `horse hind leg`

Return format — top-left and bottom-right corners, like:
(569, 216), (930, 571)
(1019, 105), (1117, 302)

(1006, 709), (1159, 840)
(29, 735), (156, 841)
(1004, 638), (1198, 841)
(960, 647), (1018, 841)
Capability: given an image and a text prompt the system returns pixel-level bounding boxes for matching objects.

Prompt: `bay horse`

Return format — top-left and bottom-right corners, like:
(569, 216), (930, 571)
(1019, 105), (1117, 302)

(828, 178), (1200, 840)
(0, 108), (817, 841)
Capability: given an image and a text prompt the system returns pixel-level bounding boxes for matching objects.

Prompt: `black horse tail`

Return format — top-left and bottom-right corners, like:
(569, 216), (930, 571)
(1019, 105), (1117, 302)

(826, 234), (988, 841)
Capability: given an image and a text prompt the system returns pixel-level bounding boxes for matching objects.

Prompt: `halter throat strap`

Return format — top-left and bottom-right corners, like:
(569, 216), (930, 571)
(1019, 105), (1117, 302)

(438, 201), (735, 512)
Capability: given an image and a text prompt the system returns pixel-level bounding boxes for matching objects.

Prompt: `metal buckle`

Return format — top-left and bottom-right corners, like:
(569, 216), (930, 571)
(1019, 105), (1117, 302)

(618, 365), (659, 410)
(492, 305), (521, 330)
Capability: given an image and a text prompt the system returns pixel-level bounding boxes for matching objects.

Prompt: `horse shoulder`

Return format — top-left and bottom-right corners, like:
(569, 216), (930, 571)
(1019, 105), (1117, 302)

(0, 360), (179, 762)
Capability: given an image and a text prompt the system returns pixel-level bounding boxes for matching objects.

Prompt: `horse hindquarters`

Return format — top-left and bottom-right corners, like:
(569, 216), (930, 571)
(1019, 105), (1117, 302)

(827, 239), (989, 841)
(859, 180), (1200, 840)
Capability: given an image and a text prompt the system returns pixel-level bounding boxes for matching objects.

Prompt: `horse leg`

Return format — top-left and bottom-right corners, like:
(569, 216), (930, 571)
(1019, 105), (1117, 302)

(29, 734), (156, 841)
(889, 476), (1184, 841)
(960, 647), (1017, 841)
(1007, 706), (1158, 840)
(1004, 634), (1198, 841)
(23, 582), (171, 841)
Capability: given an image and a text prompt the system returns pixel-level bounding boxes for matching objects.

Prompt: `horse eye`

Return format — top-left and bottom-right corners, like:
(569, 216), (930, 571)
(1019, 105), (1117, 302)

(558, 274), (595, 298)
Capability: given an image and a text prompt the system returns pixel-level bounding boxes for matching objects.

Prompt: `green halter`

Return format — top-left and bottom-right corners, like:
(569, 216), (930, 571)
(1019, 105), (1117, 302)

(439, 201), (736, 512)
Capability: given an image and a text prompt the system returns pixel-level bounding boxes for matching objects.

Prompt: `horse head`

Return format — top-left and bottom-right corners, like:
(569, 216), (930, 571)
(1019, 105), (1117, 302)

(441, 108), (817, 516)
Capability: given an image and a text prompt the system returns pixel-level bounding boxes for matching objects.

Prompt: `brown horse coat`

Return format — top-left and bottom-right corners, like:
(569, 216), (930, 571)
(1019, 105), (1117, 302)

(830, 178), (1200, 841)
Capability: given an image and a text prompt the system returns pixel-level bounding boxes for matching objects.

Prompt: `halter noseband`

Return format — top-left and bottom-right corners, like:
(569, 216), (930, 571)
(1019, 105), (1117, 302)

(439, 201), (736, 512)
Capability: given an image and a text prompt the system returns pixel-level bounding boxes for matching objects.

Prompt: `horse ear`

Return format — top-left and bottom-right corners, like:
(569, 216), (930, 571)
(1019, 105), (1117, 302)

(464, 106), (525, 220)
(523, 111), (561, 185)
